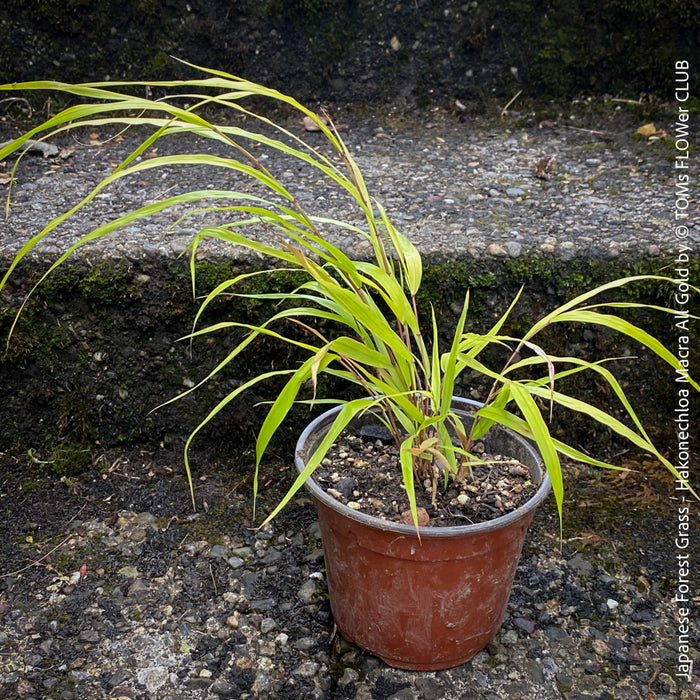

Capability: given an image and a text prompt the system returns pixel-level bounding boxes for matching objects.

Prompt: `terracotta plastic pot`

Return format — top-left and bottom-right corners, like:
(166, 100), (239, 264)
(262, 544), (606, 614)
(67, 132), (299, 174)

(295, 397), (551, 670)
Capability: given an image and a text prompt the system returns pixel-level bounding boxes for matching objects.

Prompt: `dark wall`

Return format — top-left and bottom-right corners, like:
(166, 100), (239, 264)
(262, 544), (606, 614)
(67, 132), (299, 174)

(2, 0), (699, 104)
(1, 256), (695, 467)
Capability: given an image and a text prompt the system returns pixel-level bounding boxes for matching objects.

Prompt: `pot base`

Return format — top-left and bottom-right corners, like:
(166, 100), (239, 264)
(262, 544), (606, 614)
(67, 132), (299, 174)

(313, 489), (536, 670)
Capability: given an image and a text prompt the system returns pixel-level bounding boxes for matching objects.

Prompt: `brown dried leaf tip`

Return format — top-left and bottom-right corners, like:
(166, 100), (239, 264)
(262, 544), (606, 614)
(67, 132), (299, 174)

(534, 153), (557, 180)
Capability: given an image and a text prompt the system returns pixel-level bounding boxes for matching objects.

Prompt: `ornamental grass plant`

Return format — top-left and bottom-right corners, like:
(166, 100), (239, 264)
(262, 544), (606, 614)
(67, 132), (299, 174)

(1, 62), (696, 528)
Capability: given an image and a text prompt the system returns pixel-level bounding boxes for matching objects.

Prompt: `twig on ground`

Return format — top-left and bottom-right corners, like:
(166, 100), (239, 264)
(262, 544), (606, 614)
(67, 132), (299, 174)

(1, 503), (87, 578)
(562, 126), (609, 136)
(501, 90), (523, 120)
(1, 535), (74, 578)
(209, 563), (218, 595)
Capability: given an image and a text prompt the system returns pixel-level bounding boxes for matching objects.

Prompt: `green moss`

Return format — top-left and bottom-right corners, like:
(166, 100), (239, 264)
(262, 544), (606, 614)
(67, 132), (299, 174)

(51, 442), (94, 476)
(58, 388), (99, 444)
(485, 653), (506, 668)
(78, 262), (135, 306)
(0, 285), (74, 367)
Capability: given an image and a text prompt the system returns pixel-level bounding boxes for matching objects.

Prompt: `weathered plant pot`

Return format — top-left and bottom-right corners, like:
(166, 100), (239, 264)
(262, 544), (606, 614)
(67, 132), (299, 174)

(295, 397), (551, 671)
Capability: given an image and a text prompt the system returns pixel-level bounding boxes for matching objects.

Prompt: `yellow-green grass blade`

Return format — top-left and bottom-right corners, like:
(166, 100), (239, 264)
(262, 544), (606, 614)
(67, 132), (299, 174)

(261, 397), (380, 525)
(482, 286), (524, 340)
(176, 206), (369, 245)
(430, 307), (442, 404)
(579, 301), (699, 315)
(325, 336), (398, 370)
(375, 201), (422, 295)
(525, 275), (689, 338)
(1, 189), (259, 345)
(510, 383), (564, 526)
(180, 368), (296, 505)
(154, 317), (324, 413)
(525, 384), (669, 461)
(170, 59), (351, 150)
(455, 353), (510, 384)
(4, 144), (304, 275)
(552, 309), (699, 391)
(514, 355), (652, 444)
(281, 284), (373, 343)
(453, 334), (512, 376)
(0, 90), (368, 225)
(469, 384), (511, 441)
(475, 405), (618, 470)
(436, 419), (459, 479)
(460, 287), (524, 362)
(400, 434), (420, 533)
(2, 111), (346, 209)
(441, 290), (470, 410)
(137, 65), (373, 210)
(354, 262), (419, 332)
(300, 279), (413, 365)
(475, 406), (697, 499)
(255, 355), (332, 465)
(528, 385), (700, 498)
(186, 267), (300, 323)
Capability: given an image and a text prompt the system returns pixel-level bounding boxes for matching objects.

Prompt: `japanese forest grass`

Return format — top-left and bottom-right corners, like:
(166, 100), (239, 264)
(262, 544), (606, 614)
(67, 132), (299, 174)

(1, 61), (698, 529)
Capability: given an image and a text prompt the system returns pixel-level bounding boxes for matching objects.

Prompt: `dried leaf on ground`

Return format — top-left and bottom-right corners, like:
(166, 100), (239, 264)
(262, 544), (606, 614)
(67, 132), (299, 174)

(58, 146), (76, 161)
(534, 153), (556, 180)
(636, 123), (667, 140)
(566, 531), (603, 548)
(636, 123), (656, 137)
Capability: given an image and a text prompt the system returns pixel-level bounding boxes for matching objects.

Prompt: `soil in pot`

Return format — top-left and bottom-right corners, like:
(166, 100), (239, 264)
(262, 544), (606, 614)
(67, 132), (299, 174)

(313, 429), (539, 528)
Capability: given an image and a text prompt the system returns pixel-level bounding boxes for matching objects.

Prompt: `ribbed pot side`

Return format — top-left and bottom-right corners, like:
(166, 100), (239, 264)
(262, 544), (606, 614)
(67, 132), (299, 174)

(295, 398), (551, 671)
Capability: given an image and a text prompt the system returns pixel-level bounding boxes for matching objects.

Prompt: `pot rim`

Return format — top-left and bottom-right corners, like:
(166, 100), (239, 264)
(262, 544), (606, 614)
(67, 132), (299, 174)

(295, 396), (552, 538)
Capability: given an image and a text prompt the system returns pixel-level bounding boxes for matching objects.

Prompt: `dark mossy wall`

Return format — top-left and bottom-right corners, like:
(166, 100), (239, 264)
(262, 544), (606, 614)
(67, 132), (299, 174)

(1, 255), (696, 472)
(1, 0), (698, 104)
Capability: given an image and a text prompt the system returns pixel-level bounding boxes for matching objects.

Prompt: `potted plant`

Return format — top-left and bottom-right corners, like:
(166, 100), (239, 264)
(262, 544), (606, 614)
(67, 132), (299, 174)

(0, 63), (696, 670)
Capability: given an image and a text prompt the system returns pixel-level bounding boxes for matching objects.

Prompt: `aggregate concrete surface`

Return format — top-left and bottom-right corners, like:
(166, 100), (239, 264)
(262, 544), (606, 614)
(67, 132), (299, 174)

(1, 100), (697, 264)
